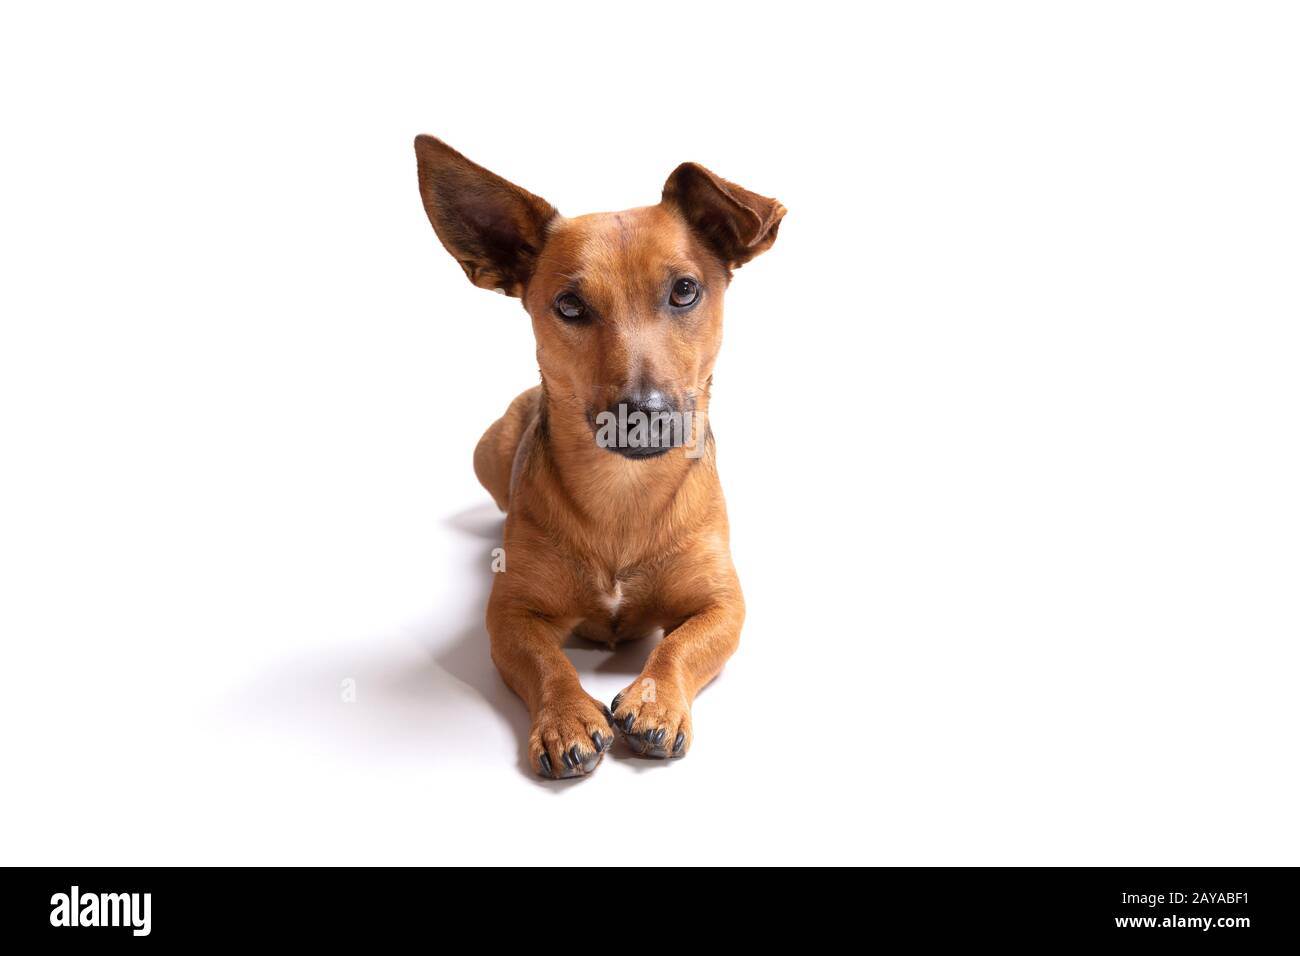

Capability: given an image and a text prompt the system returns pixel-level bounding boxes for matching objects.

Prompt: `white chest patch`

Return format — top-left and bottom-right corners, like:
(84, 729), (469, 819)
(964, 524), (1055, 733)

(600, 580), (624, 615)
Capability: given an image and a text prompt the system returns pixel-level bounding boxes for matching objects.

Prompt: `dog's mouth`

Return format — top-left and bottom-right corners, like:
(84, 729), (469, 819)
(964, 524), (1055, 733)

(606, 441), (672, 459)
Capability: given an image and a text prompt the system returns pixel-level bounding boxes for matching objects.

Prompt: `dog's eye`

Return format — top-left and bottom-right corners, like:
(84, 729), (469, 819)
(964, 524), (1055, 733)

(555, 293), (586, 321)
(670, 278), (700, 308)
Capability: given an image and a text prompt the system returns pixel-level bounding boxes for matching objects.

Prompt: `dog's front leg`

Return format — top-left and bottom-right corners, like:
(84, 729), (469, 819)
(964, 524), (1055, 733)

(610, 589), (744, 759)
(487, 598), (615, 779)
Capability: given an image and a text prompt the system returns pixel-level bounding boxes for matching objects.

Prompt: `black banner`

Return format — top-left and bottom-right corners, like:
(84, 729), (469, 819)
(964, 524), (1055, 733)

(5, 867), (1293, 944)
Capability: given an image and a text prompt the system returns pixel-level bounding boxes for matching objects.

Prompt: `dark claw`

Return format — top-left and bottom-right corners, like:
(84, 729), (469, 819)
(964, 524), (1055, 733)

(611, 693), (623, 714)
(561, 748), (575, 771)
(568, 745), (582, 770)
(622, 713), (635, 733)
(632, 727), (667, 757)
(539, 752), (553, 776)
(601, 704), (615, 727)
(673, 732), (685, 755)
(592, 731), (607, 752)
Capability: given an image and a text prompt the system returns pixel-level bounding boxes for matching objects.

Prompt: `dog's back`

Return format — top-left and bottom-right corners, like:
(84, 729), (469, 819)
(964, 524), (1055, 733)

(473, 385), (541, 512)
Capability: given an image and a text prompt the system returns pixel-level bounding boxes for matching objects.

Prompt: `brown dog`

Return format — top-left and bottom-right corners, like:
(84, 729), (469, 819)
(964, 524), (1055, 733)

(415, 136), (784, 778)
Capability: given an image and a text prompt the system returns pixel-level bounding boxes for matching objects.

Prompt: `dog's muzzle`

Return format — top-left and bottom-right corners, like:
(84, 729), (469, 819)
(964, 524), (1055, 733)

(594, 389), (686, 458)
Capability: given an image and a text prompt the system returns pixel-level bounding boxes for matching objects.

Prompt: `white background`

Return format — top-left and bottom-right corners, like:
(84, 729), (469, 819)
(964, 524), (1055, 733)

(2, 2), (1297, 865)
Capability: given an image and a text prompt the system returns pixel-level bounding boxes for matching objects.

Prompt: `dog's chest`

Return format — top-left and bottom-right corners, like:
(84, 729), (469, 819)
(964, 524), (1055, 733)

(598, 579), (624, 615)
(571, 573), (657, 645)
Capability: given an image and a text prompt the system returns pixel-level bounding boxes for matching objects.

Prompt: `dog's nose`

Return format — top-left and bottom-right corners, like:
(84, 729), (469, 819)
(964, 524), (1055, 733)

(600, 389), (679, 458)
(613, 389), (672, 418)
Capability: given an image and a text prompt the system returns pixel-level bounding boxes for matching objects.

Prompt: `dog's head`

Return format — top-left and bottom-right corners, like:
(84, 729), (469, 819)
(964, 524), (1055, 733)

(415, 136), (784, 458)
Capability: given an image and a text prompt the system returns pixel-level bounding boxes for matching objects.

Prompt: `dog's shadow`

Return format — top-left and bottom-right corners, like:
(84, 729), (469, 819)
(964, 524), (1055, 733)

(230, 501), (668, 784)
(433, 502), (659, 784)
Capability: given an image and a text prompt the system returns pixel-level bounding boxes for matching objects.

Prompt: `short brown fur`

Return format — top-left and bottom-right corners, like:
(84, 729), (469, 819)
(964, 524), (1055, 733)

(415, 136), (784, 778)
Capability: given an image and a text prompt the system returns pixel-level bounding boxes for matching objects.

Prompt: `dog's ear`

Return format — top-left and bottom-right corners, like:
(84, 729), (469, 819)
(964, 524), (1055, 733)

(662, 162), (786, 272)
(414, 135), (558, 296)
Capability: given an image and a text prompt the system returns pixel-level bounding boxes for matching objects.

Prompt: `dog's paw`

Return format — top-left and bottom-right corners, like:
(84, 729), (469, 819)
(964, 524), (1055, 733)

(531, 694), (616, 780)
(610, 683), (691, 759)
